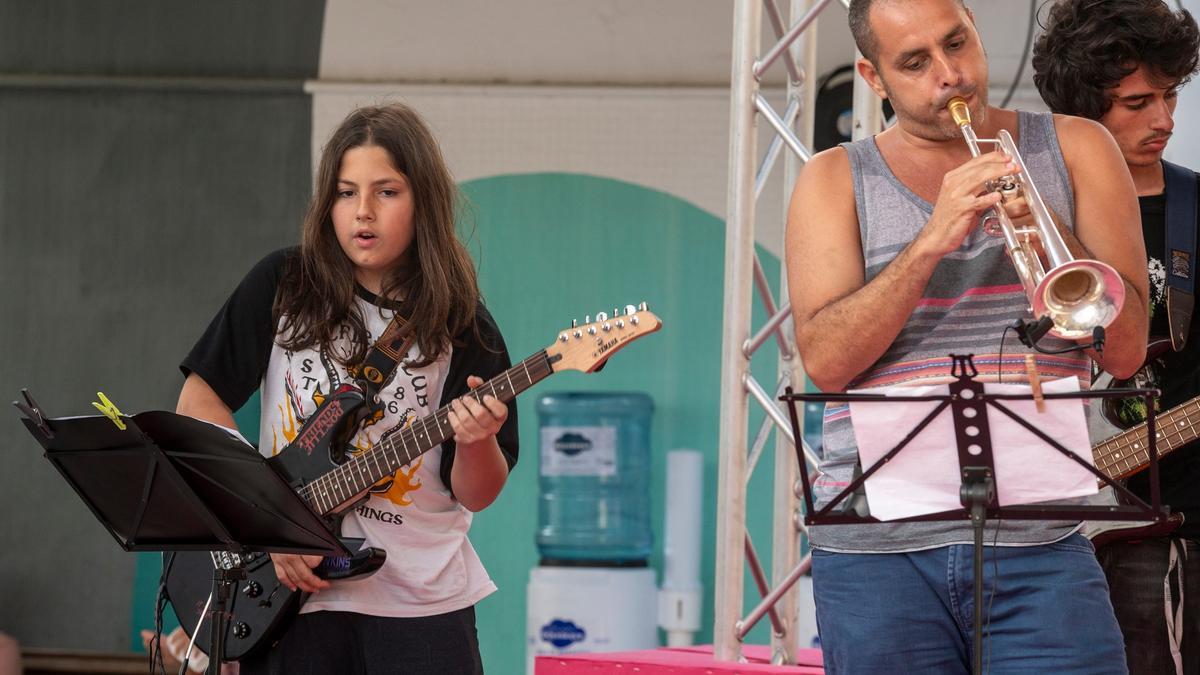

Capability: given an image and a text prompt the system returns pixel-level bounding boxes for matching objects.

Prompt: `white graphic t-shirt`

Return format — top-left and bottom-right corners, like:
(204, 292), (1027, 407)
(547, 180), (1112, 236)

(182, 248), (519, 618)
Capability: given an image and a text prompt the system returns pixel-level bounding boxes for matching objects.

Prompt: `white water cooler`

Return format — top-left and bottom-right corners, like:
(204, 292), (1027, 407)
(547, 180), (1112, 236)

(525, 566), (657, 674)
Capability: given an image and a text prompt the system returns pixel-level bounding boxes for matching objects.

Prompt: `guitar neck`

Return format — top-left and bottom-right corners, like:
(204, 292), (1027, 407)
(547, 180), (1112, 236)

(303, 350), (556, 515)
(1092, 394), (1200, 480)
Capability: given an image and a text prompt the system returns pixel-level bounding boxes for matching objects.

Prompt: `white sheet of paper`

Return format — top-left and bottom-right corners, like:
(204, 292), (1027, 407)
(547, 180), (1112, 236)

(847, 377), (1097, 521)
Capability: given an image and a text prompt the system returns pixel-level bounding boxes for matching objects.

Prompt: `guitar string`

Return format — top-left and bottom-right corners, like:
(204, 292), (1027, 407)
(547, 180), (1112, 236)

(1095, 400), (1200, 474)
(295, 350), (553, 513)
(1111, 403), (1197, 471)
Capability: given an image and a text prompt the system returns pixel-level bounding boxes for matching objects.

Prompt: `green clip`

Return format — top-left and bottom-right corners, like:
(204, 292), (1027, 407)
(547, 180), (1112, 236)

(92, 392), (127, 431)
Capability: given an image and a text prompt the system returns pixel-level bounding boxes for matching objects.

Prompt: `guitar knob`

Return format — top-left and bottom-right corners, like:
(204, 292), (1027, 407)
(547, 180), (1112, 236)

(233, 622), (251, 640)
(242, 581), (263, 598)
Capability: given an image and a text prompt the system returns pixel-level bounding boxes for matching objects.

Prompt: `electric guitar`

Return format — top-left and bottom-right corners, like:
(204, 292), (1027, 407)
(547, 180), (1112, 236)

(165, 307), (662, 661)
(1087, 338), (1195, 547)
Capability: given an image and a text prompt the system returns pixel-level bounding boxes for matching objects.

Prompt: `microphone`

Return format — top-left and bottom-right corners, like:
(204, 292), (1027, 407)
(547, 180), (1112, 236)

(1013, 316), (1054, 349)
(1091, 326), (1105, 355)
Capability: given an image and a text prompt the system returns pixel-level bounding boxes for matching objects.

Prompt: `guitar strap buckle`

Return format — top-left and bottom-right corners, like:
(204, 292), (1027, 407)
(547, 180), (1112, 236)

(351, 311), (413, 405)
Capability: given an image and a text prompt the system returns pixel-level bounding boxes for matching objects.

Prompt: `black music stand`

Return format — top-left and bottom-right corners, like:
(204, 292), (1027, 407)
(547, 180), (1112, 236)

(13, 390), (348, 675)
(781, 355), (1168, 675)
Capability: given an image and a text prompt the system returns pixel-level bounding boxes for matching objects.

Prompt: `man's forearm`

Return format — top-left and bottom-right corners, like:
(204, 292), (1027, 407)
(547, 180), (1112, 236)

(1049, 216), (1148, 376)
(798, 241), (940, 391)
(1087, 276), (1148, 378)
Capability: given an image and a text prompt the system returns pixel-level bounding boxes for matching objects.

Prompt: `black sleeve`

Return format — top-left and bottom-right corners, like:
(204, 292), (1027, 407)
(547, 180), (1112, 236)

(180, 248), (294, 412)
(438, 302), (520, 496)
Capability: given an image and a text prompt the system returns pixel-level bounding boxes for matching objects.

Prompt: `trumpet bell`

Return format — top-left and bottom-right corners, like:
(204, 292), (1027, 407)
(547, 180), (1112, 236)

(1033, 259), (1126, 340)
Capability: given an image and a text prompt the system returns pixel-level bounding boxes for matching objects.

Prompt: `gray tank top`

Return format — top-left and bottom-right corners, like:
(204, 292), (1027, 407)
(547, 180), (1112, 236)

(810, 110), (1090, 552)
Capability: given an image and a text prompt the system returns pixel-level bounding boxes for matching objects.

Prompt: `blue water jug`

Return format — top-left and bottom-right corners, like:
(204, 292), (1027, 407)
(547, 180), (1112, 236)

(535, 392), (654, 565)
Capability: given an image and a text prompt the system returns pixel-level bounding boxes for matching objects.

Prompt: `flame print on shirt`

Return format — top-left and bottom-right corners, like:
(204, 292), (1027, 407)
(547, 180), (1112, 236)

(271, 370), (309, 456)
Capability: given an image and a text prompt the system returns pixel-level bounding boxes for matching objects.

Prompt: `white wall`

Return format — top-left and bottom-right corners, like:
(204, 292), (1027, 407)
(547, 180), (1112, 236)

(312, 1), (1051, 260)
(1168, 0), (1200, 166)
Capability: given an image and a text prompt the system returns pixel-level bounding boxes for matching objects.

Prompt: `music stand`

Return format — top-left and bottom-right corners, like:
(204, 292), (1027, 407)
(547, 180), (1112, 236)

(14, 390), (348, 675)
(781, 355), (1168, 675)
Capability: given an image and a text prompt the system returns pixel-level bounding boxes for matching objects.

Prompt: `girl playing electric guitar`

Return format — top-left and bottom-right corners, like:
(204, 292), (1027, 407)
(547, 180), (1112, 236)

(177, 103), (518, 675)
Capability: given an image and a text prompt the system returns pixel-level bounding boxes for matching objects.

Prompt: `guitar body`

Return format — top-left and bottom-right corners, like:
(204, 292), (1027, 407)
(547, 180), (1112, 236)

(166, 383), (387, 661)
(1087, 511), (1186, 550)
(1098, 338), (1172, 429)
(166, 550), (300, 662)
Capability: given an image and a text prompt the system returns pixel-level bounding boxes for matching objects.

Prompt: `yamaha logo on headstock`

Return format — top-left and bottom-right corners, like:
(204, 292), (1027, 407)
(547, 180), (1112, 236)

(593, 335), (618, 359)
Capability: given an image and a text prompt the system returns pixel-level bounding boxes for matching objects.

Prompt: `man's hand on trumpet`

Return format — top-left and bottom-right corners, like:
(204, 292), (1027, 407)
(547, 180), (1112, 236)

(915, 151), (1017, 259)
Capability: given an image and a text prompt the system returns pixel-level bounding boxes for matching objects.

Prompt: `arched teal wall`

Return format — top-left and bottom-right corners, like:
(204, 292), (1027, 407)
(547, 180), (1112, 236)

(133, 172), (788, 674)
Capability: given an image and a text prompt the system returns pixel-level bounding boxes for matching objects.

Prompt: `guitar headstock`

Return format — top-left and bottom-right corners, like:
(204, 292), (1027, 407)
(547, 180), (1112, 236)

(545, 303), (662, 373)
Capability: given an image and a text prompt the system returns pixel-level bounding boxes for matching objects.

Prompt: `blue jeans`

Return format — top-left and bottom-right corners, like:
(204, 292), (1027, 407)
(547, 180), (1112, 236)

(811, 534), (1127, 674)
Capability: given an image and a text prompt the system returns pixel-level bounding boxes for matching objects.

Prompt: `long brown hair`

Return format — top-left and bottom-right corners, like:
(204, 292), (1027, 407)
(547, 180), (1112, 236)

(274, 103), (480, 367)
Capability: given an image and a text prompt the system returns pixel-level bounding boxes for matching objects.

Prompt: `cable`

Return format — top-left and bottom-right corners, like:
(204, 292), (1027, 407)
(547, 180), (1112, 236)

(1000, 0), (1038, 109)
(180, 591), (213, 675)
(983, 518), (1002, 674)
(151, 552), (177, 675)
(998, 324), (1019, 383)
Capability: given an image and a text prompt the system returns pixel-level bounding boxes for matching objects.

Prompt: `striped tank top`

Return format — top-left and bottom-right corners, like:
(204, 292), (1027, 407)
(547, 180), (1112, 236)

(810, 110), (1090, 552)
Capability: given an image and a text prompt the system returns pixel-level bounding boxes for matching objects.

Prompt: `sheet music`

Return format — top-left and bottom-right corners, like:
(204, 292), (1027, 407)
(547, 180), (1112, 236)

(848, 377), (1097, 521)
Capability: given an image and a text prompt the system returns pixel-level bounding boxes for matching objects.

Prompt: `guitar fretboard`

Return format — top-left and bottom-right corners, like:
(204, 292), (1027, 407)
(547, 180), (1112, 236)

(297, 350), (555, 515)
(1093, 395), (1200, 479)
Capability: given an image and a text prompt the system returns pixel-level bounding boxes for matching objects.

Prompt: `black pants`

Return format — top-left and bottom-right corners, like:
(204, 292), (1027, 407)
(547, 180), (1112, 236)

(239, 607), (483, 675)
(1098, 538), (1200, 675)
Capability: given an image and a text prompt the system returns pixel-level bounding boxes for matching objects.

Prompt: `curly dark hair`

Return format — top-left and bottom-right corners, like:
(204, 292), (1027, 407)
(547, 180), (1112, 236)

(1033, 0), (1200, 120)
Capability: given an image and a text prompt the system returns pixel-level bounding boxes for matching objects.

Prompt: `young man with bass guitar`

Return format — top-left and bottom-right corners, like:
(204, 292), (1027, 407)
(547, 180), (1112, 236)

(1035, 2), (1200, 673)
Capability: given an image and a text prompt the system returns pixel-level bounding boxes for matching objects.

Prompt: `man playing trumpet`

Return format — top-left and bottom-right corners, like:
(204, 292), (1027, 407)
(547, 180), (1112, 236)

(785, 0), (1148, 672)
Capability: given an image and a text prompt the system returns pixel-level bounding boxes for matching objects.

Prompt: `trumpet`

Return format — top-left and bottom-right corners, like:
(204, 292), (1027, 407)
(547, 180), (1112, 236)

(946, 96), (1124, 340)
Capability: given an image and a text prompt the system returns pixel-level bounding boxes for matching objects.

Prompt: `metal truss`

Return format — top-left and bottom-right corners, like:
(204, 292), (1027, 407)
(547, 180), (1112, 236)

(714, 0), (881, 664)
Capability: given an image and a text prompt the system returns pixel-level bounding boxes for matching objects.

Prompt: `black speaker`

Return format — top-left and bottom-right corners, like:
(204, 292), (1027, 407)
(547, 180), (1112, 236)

(814, 65), (894, 152)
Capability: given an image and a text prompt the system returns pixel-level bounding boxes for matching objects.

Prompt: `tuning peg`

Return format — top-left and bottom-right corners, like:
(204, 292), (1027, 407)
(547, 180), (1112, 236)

(571, 319), (578, 328)
(624, 304), (637, 316)
(613, 307), (619, 318)
(596, 311), (608, 322)
(585, 315), (591, 324)
(639, 301), (648, 311)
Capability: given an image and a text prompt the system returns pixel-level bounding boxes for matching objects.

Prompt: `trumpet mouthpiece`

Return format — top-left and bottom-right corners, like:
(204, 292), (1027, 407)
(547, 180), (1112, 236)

(947, 97), (971, 127)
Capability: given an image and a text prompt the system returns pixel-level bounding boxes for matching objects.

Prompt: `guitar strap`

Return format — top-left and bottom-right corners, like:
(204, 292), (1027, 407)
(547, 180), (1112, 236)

(1163, 160), (1197, 352)
(352, 307), (414, 404)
